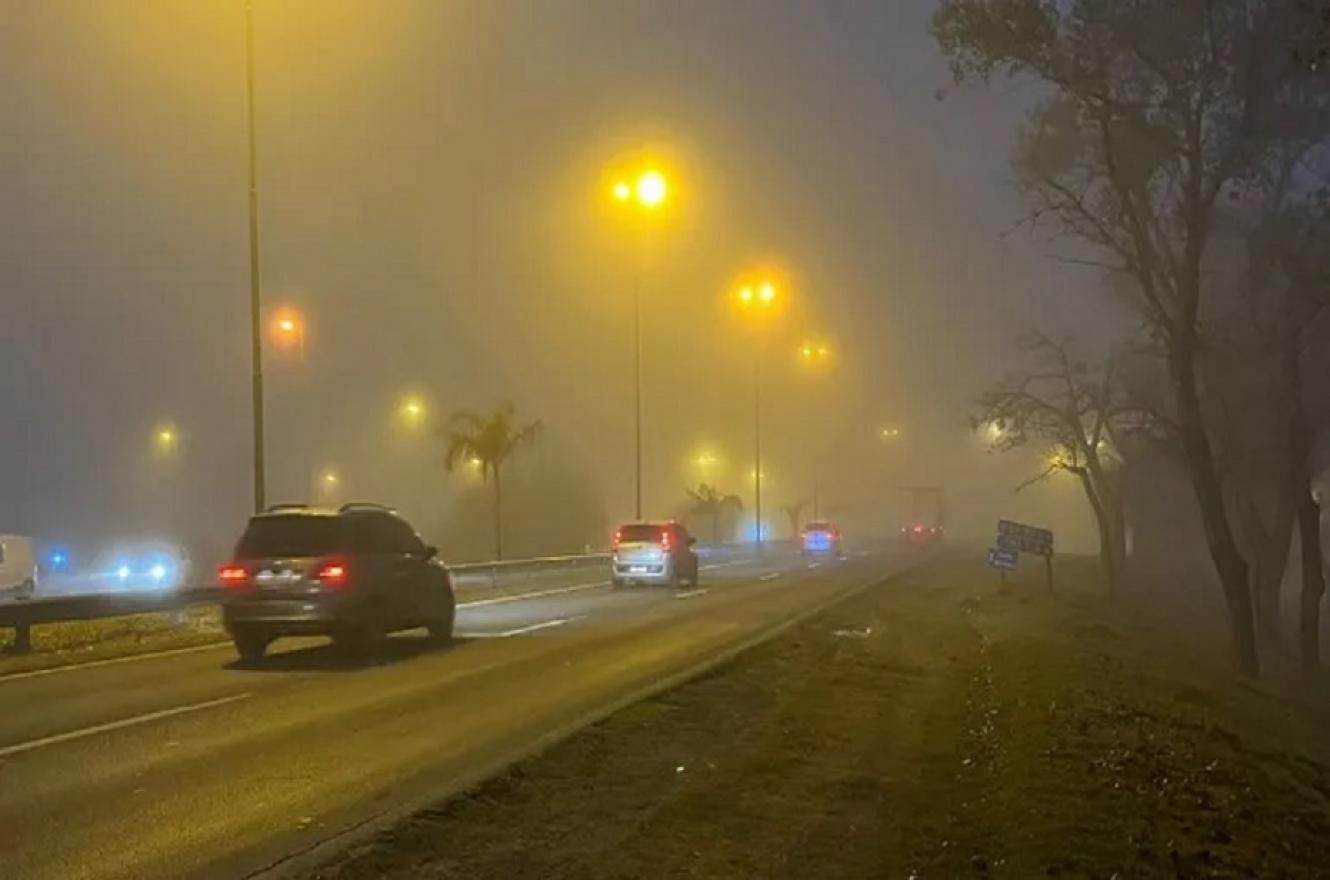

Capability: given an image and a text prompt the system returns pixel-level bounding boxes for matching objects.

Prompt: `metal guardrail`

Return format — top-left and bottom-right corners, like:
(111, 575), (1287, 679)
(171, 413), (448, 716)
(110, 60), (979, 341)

(0, 552), (611, 655)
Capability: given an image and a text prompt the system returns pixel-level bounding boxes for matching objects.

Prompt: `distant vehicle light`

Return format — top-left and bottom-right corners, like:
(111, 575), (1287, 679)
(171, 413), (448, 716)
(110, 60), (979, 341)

(611, 530), (623, 551)
(149, 564), (168, 581)
(116, 565), (131, 580)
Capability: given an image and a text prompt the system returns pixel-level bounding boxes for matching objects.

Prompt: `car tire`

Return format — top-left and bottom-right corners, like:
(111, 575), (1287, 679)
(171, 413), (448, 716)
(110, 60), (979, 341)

(427, 604), (455, 646)
(16, 579), (35, 601)
(233, 631), (270, 665)
(611, 576), (625, 589)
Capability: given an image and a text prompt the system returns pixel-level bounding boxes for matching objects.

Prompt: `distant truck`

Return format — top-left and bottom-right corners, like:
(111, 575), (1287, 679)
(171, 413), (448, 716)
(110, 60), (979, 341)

(0, 535), (38, 598)
(897, 486), (945, 545)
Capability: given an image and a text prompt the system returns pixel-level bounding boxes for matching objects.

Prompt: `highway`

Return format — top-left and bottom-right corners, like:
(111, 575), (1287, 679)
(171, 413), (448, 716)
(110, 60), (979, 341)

(0, 547), (907, 880)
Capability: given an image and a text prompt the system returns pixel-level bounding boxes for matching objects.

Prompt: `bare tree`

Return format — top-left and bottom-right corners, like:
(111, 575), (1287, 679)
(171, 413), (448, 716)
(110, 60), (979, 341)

(974, 334), (1146, 592)
(933, 0), (1330, 674)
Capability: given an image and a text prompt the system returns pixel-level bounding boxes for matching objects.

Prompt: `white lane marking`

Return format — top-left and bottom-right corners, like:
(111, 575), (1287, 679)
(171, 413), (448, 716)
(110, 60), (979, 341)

(458, 580), (605, 609)
(0, 640), (232, 684)
(466, 617), (573, 639)
(701, 559), (753, 571)
(0, 692), (251, 759)
(674, 589), (708, 600)
(759, 572), (782, 582)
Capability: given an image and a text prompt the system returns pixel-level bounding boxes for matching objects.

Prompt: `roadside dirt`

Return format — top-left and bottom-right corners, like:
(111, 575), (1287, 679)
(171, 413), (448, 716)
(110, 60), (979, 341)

(309, 558), (1330, 879)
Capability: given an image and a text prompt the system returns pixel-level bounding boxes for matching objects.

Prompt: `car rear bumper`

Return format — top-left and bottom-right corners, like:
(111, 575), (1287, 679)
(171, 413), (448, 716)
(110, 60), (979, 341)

(612, 560), (673, 584)
(222, 593), (359, 634)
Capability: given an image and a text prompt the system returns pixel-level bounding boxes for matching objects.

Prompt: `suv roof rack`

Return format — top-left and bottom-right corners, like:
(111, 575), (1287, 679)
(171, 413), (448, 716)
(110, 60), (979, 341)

(338, 502), (397, 514)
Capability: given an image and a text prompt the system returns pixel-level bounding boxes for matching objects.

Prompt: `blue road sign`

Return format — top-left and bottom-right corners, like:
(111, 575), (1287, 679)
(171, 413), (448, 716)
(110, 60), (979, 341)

(987, 547), (1018, 571)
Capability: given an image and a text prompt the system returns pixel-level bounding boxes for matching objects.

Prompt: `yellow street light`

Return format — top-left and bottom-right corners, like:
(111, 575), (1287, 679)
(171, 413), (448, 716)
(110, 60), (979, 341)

(398, 394), (427, 427)
(153, 424), (179, 456)
(635, 170), (667, 208)
(611, 169), (669, 210)
(270, 307), (306, 352)
(798, 339), (833, 367)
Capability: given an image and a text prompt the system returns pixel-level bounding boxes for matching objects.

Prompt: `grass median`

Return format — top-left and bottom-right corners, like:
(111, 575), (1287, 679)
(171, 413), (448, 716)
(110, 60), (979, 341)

(308, 555), (1330, 879)
(0, 606), (228, 674)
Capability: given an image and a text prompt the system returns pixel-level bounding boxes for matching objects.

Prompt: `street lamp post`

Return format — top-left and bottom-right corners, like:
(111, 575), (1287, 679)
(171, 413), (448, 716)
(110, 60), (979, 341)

(797, 340), (833, 518)
(611, 168), (668, 521)
(737, 280), (778, 549)
(244, 0), (266, 513)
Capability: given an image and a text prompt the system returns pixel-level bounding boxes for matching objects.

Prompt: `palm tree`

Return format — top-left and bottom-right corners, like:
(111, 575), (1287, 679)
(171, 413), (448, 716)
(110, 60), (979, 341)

(783, 499), (809, 539)
(685, 483), (744, 544)
(444, 403), (542, 560)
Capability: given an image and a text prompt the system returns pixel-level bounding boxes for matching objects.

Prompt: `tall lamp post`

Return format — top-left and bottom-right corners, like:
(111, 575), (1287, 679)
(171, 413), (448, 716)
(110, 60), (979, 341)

(610, 168), (668, 520)
(736, 280), (779, 549)
(797, 340), (834, 518)
(244, 0), (266, 513)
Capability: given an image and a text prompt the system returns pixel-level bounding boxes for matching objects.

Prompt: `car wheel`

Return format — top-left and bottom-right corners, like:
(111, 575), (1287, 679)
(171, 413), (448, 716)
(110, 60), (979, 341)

(233, 630), (270, 665)
(427, 604), (455, 646)
(17, 579), (35, 601)
(611, 576), (625, 589)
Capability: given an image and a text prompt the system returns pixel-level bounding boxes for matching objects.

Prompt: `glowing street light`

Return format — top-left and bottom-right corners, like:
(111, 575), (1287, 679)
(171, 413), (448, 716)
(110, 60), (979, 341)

(612, 169), (669, 210)
(733, 275), (782, 551)
(607, 163), (674, 520)
(153, 424), (179, 456)
(398, 394), (427, 428)
(270, 308), (306, 352)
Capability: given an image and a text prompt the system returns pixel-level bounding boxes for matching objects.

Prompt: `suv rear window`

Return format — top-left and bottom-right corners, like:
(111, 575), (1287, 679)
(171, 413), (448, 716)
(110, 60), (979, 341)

(618, 524), (666, 542)
(236, 516), (344, 557)
(805, 522), (833, 531)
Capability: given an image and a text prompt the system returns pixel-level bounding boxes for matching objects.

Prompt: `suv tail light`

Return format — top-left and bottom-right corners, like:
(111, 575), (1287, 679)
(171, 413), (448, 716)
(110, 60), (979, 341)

(660, 529), (673, 553)
(611, 530), (622, 551)
(218, 564), (251, 589)
(316, 559), (349, 588)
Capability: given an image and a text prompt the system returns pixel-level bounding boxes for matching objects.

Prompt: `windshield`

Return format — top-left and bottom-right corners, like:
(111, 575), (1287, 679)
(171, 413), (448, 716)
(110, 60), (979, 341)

(235, 516), (344, 558)
(617, 524), (665, 543)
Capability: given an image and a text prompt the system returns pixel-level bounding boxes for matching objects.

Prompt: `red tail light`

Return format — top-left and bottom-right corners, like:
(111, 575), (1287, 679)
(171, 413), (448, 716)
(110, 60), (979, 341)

(218, 564), (250, 589)
(612, 530), (622, 550)
(316, 559), (349, 588)
(660, 529), (673, 552)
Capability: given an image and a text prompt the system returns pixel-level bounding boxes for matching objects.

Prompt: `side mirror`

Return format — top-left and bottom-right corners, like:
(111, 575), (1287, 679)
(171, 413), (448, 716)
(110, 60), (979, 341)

(687, 536), (697, 547)
(423, 545), (439, 560)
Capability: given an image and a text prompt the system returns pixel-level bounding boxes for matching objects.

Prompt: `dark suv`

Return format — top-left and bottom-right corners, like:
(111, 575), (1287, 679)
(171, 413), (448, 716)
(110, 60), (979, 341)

(218, 503), (455, 663)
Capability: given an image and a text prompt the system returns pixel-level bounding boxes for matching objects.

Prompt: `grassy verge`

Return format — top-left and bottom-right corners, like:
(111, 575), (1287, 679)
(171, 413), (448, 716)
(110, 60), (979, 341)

(307, 556), (1330, 879)
(0, 606), (227, 674)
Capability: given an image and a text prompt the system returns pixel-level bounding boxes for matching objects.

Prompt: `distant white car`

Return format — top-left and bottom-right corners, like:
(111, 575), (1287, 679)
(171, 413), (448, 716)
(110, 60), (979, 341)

(0, 535), (38, 599)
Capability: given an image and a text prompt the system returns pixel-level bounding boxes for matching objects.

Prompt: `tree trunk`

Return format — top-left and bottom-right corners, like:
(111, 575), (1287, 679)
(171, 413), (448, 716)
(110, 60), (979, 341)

(493, 466), (504, 561)
(1299, 488), (1325, 670)
(1172, 343), (1258, 675)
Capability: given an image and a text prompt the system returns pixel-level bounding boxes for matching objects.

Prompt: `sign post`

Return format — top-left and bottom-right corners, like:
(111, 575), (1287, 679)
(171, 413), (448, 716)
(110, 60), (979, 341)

(991, 519), (1056, 594)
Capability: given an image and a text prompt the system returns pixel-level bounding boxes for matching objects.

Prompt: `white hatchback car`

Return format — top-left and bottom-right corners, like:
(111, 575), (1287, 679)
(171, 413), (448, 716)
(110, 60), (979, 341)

(0, 535), (38, 598)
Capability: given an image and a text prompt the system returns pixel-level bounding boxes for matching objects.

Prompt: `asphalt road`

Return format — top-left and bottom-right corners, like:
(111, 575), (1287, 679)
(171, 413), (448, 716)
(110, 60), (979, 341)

(0, 547), (907, 880)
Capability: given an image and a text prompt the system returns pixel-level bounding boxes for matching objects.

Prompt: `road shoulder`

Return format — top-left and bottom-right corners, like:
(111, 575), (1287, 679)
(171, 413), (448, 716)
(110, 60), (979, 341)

(305, 557), (1330, 879)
